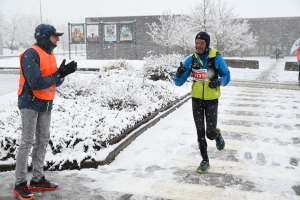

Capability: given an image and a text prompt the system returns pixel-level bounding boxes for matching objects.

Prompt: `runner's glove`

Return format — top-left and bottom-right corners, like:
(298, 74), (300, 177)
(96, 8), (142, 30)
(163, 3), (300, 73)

(57, 59), (77, 78)
(209, 79), (218, 88)
(177, 62), (186, 76)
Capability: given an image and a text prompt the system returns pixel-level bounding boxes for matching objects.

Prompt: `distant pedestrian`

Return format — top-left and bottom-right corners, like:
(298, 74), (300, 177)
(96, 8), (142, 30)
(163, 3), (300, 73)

(174, 32), (230, 173)
(13, 24), (77, 200)
(297, 47), (300, 84)
(274, 47), (282, 61)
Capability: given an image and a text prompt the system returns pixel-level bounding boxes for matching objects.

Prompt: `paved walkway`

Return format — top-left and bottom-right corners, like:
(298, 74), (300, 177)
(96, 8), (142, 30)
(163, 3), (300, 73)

(0, 82), (299, 199)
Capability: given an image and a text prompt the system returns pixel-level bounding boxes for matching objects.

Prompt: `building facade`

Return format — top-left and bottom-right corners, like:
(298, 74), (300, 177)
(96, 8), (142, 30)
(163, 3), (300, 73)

(236, 17), (300, 57)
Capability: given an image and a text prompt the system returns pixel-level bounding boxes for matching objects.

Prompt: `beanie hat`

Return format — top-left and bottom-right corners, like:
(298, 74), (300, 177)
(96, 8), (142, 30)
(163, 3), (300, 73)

(34, 24), (64, 42)
(195, 32), (210, 48)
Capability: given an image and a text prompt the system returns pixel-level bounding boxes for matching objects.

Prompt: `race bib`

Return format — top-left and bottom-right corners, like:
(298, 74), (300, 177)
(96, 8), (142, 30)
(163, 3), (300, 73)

(192, 69), (208, 82)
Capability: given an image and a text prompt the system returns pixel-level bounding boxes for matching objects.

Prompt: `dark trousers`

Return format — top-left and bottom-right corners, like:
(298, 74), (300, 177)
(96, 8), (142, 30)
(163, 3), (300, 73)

(192, 98), (219, 161)
(298, 65), (300, 80)
(15, 109), (51, 185)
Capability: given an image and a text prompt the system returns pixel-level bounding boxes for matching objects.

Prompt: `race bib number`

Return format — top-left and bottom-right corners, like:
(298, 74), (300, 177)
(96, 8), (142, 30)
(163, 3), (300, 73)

(192, 69), (208, 82)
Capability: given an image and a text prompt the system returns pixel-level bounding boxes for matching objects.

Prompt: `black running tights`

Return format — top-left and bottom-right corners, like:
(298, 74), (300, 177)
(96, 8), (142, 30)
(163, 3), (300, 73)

(192, 98), (219, 161)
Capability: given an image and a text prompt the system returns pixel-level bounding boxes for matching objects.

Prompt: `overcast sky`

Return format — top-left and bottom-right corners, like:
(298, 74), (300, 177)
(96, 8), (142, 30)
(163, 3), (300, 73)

(0, 0), (299, 25)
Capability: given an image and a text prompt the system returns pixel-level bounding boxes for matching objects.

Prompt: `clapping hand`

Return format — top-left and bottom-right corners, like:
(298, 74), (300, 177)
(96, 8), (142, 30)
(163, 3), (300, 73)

(57, 59), (78, 78)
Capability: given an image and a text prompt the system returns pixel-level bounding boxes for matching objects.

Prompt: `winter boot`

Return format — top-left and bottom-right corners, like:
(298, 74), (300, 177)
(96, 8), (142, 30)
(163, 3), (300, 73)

(13, 181), (35, 200)
(197, 160), (210, 174)
(216, 128), (225, 151)
(29, 176), (58, 191)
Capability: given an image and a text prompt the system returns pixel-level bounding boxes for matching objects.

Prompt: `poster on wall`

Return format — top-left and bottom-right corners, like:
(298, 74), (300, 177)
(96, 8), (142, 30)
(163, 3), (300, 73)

(71, 24), (85, 43)
(119, 24), (133, 41)
(104, 24), (117, 42)
(86, 24), (99, 43)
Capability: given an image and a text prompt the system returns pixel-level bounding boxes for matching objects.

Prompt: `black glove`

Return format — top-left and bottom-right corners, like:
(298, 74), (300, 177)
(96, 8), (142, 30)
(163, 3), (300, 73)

(177, 62), (186, 76)
(209, 79), (218, 88)
(57, 59), (77, 78)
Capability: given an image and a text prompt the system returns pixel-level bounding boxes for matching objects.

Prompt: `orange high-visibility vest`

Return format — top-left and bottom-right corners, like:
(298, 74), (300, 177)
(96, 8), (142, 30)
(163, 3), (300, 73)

(297, 48), (300, 61)
(18, 45), (57, 100)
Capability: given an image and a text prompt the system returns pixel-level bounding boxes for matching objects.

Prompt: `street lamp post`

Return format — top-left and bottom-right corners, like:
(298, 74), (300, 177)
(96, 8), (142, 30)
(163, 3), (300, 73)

(39, 0), (42, 23)
(0, 33), (3, 55)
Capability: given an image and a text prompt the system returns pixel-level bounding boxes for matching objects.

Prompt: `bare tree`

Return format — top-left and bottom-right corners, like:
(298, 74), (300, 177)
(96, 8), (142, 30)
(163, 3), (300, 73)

(230, 19), (258, 57)
(210, 0), (237, 52)
(18, 15), (40, 48)
(0, 11), (5, 32)
(146, 10), (178, 54)
(188, 0), (217, 33)
(2, 13), (58, 53)
(172, 15), (194, 56)
(188, 0), (257, 54)
(0, 11), (5, 55)
(3, 14), (22, 54)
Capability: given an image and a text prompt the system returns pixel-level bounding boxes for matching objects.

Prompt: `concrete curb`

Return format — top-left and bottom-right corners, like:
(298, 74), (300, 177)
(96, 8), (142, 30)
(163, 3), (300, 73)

(225, 59), (259, 69)
(285, 61), (298, 71)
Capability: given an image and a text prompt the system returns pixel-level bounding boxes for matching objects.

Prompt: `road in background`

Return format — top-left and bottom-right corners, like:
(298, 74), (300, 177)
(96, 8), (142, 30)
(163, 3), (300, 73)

(0, 72), (19, 95)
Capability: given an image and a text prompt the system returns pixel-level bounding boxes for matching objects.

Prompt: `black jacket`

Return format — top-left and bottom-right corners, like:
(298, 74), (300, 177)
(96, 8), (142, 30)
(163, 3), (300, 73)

(18, 39), (64, 112)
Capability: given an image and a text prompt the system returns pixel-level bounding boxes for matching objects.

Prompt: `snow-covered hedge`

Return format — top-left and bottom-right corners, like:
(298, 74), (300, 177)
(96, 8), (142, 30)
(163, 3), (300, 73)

(143, 53), (185, 81)
(0, 58), (190, 170)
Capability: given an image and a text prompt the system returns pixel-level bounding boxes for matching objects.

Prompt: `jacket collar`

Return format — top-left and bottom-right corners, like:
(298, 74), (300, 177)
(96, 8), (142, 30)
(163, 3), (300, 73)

(35, 39), (56, 54)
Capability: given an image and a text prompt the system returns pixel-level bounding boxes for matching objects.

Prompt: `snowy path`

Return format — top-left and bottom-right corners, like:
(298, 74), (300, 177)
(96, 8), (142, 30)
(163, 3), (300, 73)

(1, 84), (299, 199)
(256, 58), (285, 82)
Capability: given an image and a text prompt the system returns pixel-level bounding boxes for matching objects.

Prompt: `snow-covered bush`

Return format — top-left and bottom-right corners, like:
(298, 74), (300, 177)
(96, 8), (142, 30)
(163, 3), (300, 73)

(143, 53), (185, 81)
(102, 60), (133, 71)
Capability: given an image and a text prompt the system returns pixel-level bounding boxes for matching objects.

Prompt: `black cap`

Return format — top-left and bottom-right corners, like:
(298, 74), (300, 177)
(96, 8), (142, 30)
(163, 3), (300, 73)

(53, 30), (64, 36)
(34, 24), (64, 41)
(195, 32), (210, 47)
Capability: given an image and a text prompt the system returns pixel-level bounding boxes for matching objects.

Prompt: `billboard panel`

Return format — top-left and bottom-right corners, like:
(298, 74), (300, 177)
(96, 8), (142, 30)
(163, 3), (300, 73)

(104, 24), (117, 42)
(71, 24), (85, 43)
(119, 24), (133, 42)
(86, 24), (99, 43)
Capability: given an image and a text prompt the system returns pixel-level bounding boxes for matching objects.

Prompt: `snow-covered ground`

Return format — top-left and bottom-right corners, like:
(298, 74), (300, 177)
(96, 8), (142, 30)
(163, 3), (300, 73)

(0, 51), (299, 199)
